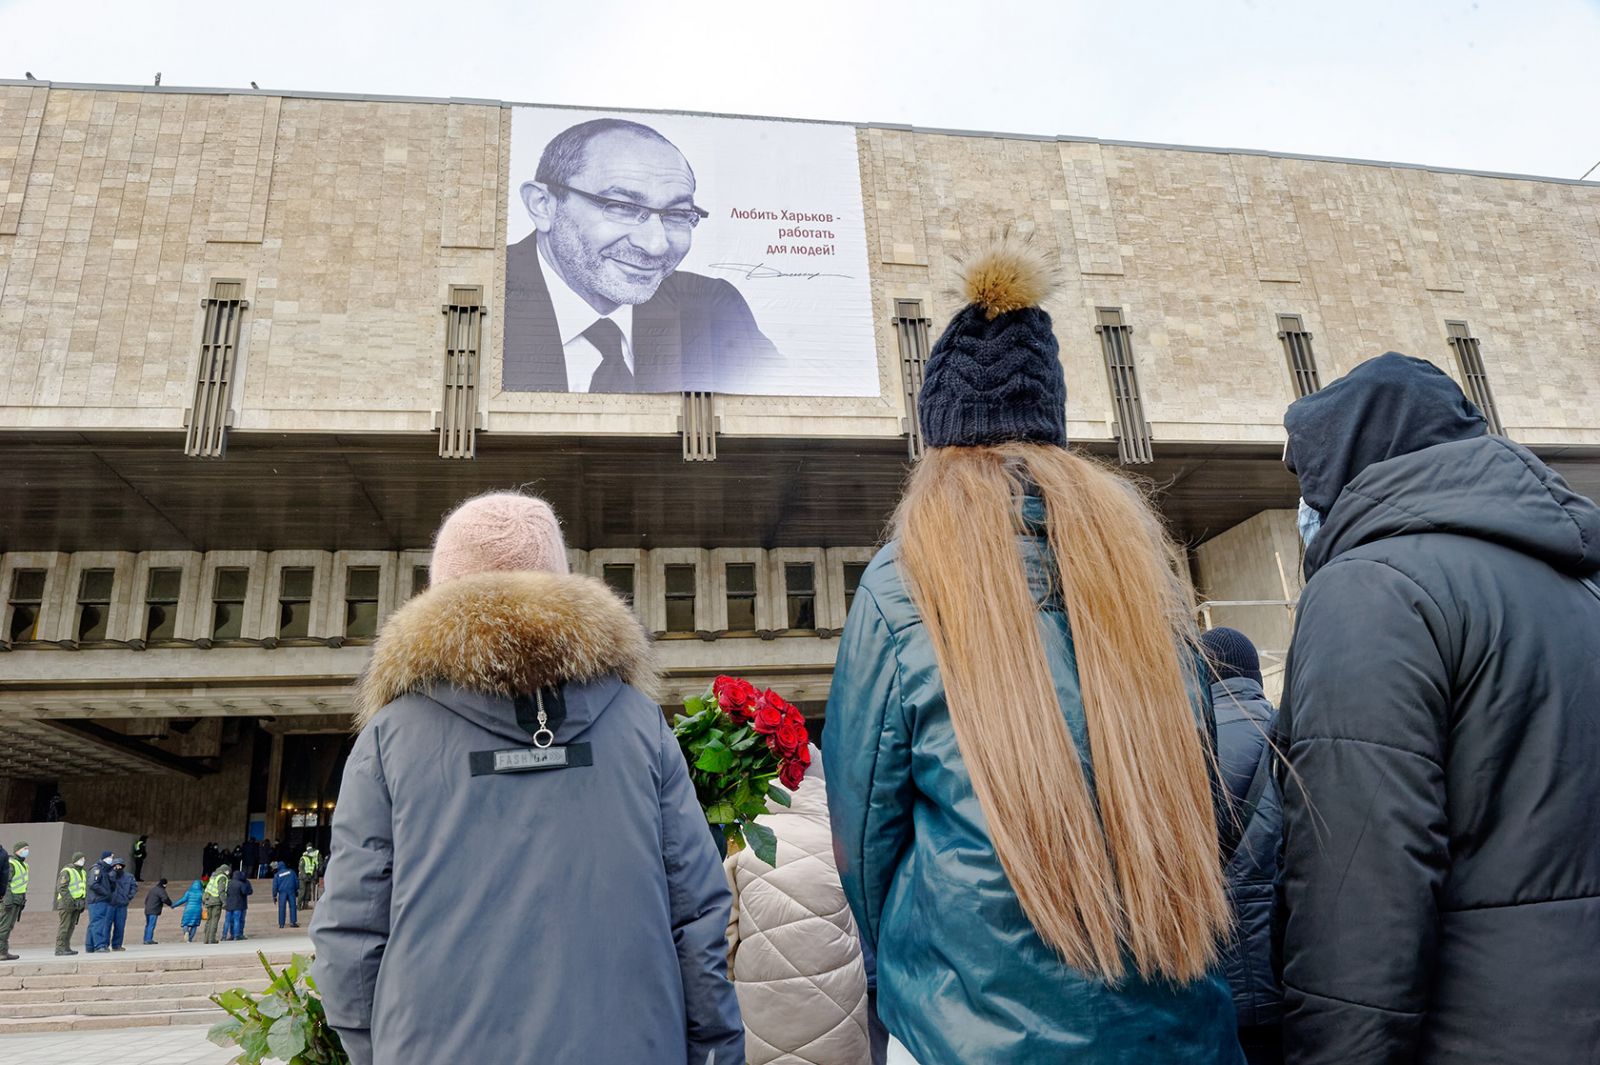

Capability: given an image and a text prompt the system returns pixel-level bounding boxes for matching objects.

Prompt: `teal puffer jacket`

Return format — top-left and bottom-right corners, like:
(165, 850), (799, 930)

(823, 500), (1243, 1065)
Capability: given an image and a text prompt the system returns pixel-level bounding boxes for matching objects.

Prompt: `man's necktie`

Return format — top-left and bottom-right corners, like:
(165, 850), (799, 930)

(584, 318), (635, 393)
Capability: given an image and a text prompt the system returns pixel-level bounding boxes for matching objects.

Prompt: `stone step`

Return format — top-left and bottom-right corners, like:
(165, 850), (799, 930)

(8, 962), (281, 990)
(0, 1008), (217, 1034)
(0, 950), (299, 979)
(0, 994), (219, 1019)
(7, 975), (275, 1005)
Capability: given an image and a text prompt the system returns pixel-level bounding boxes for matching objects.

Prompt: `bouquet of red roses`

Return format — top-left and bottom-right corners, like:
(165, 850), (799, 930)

(672, 675), (812, 867)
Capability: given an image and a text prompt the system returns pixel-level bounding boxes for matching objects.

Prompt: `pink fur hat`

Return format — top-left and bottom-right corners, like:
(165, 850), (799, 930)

(429, 492), (569, 584)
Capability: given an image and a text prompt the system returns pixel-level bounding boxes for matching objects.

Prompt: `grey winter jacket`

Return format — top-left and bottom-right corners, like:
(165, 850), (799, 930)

(1211, 676), (1282, 1028)
(1279, 356), (1600, 1064)
(310, 569), (744, 1065)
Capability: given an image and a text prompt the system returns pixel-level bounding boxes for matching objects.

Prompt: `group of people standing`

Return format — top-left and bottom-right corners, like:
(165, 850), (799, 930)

(312, 239), (1597, 1064)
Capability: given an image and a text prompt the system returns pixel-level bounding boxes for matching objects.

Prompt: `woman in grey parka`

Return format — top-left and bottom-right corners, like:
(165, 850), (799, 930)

(310, 492), (744, 1065)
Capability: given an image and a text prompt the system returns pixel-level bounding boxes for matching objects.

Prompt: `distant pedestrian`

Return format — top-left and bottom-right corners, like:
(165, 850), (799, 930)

(203, 842), (219, 873)
(54, 851), (88, 956)
(45, 792), (66, 822)
(202, 864), (230, 944)
(0, 841), (30, 961)
(109, 857), (136, 951)
(85, 851), (116, 952)
(142, 878), (175, 944)
(223, 871), (252, 941)
(1200, 627), (1284, 1065)
(272, 861), (300, 929)
(176, 877), (205, 942)
(131, 834), (149, 881)
(243, 838), (261, 880)
(298, 846), (319, 909)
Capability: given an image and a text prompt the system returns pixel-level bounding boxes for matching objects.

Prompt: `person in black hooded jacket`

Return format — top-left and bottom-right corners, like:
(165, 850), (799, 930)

(1276, 352), (1600, 1065)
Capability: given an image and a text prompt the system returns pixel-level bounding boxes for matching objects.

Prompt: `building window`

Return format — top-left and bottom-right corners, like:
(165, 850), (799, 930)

(7, 569), (46, 642)
(344, 567), (381, 638)
(665, 564), (697, 633)
(725, 563), (757, 632)
(1095, 307), (1153, 465)
(411, 565), (430, 597)
(211, 568), (249, 639)
(185, 279), (247, 459)
(1446, 321), (1504, 435)
(440, 286), (483, 460)
(894, 299), (932, 461)
(144, 568), (182, 642)
(277, 567), (315, 638)
(843, 562), (868, 613)
(1277, 314), (1322, 397)
(785, 563), (816, 629)
(602, 564), (635, 605)
(75, 569), (115, 642)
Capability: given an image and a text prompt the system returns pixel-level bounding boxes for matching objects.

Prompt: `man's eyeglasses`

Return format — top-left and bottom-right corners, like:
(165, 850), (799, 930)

(545, 182), (709, 229)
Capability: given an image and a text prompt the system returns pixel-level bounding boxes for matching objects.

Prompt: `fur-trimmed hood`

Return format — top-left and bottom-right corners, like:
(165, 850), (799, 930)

(355, 570), (657, 728)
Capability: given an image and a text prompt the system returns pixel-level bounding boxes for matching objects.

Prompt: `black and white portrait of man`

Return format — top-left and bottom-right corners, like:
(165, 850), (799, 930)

(503, 118), (783, 394)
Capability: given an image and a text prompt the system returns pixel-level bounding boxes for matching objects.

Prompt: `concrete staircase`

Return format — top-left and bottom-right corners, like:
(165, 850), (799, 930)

(0, 951), (297, 1033)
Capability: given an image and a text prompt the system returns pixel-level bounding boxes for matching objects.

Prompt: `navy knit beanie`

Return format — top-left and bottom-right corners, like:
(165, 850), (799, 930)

(918, 241), (1067, 449)
(1199, 627), (1263, 686)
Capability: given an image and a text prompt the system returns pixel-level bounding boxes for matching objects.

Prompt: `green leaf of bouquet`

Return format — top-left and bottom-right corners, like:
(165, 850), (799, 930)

(766, 784), (792, 807)
(257, 993), (289, 1019)
(695, 745), (735, 773)
(684, 695), (707, 715)
(240, 1021), (272, 1060)
(705, 802), (737, 824)
(745, 822), (779, 867)
(215, 988), (250, 1013)
(207, 1016), (244, 1047)
(268, 1014), (309, 1060)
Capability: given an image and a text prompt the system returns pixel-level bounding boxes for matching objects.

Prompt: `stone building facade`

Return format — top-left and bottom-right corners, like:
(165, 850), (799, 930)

(1, 80), (1596, 870)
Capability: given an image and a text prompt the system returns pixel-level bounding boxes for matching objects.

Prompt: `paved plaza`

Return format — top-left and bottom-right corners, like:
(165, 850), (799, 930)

(0, 1025), (238, 1064)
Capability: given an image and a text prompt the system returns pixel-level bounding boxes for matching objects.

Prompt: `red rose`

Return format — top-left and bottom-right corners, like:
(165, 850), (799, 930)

(779, 759), (806, 790)
(751, 698), (784, 735)
(774, 717), (807, 759)
(796, 742), (813, 767)
(713, 676), (758, 721)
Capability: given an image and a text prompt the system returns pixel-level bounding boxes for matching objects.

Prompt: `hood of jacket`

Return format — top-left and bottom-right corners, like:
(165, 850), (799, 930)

(1285, 352), (1488, 517)
(356, 569), (657, 730)
(1303, 433), (1600, 580)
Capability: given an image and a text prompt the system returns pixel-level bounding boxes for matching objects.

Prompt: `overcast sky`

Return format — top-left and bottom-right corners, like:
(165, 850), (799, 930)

(3, 0), (1597, 180)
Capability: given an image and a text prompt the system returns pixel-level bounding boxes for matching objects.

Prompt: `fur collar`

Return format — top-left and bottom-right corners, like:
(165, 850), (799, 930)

(355, 570), (657, 728)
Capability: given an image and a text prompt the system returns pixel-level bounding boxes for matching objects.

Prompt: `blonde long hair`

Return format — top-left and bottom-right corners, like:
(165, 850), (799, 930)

(894, 441), (1230, 983)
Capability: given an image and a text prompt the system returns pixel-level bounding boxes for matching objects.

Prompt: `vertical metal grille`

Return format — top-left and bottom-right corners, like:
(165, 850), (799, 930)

(440, 286), (483, 459)
(1095, 308), (1153, 464)
(893, 299), (931, 461)
(1277, 314), (1322, 397)
(1446, 321), (1503, 435)
(185, 281), (247, 458)
(681, 391), (717, 461)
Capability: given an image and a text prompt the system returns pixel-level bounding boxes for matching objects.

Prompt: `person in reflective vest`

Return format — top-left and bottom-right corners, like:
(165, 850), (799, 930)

(54, 852), (88, 956)
(0, 842), (29, 960)
(202, 864), (230, 944)
(131, 835), (149, 881)
(298, 848), (319, 908)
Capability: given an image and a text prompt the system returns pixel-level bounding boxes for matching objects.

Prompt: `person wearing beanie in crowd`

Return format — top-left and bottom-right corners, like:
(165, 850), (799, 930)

(1278, 353), (1600, 1065)
(0, 841), (29, 960)
(1200, 628), (1284, 1065)
(176, 876), (205, 942)
(825, 239), (1243, 1065)
(724, 746), (870, 1065)
(108, 856), (137, 950)
(54, 851), (88, 955)
(142, 877), (175, 944)
(312, 490), (744, 1065)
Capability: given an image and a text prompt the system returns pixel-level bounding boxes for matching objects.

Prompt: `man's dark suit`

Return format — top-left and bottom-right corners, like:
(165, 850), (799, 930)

(502, 234), (782, 393)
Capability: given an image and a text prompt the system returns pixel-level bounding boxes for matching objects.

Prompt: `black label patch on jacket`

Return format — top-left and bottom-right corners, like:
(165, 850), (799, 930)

(469, 743), (593, 777)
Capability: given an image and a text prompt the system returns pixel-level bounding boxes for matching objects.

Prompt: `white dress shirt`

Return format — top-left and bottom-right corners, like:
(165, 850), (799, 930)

(539, 242), (634, 393)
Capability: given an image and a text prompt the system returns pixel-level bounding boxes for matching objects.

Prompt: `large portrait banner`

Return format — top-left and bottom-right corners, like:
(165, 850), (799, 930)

(504, 105), (878, 397)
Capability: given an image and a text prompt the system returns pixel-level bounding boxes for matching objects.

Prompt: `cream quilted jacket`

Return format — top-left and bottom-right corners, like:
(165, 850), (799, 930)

(725, 752), (871, 1065)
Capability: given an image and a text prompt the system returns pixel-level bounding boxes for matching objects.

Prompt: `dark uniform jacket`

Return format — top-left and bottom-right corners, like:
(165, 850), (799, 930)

(1279, 355), (1600, 1064)
(223, 875), (253, 912)
(143, 883), (173, 916)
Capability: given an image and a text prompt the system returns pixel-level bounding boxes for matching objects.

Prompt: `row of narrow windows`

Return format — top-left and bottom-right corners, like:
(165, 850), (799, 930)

(4, 559), (872, 646)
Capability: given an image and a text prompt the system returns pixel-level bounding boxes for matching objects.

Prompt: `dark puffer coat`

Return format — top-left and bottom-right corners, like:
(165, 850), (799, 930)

(1278, 355), (1600, 1065)
(1211, 676), (1282, 1028)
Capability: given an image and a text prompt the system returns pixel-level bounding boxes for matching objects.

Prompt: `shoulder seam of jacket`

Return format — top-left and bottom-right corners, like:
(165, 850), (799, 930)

(1287, 733), (1442, 769)
(1444, 889), (1600, 914)
(1488, 435), (1590, 557)
(1283, 979), (1426, 1016)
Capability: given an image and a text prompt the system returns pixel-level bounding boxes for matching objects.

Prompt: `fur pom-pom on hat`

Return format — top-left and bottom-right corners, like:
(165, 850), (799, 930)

(957, 238), (1058, 320)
